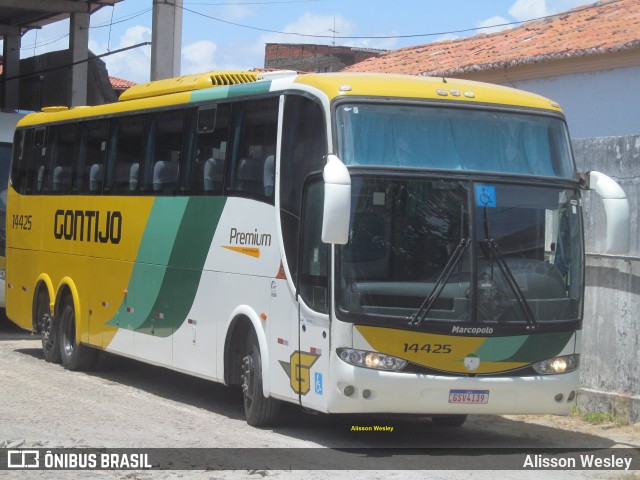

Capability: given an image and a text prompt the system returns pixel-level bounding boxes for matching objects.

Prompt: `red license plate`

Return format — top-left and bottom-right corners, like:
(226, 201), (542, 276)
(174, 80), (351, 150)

(448, 389), (489, 404)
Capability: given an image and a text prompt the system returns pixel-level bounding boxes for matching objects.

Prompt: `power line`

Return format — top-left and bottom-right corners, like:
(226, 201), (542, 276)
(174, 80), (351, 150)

(178, 0), (619, 41)
(20, 33), (69, 51)
(89, 8), (152, 29)
(0, 42), (152, 83)
(15, 8), (151, 52)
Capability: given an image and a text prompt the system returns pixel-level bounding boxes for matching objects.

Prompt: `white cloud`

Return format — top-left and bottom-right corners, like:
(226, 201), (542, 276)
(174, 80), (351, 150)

(251, 12), (397, 66)
(508, 0), (549, 21)
(259, 13), (354, 46)
(475, 16), (513, 34)
(95, 25), (152, 83)
(436, 33), (460, 43)
(182, 40), (218, 74)
(508, 0), (592, 21)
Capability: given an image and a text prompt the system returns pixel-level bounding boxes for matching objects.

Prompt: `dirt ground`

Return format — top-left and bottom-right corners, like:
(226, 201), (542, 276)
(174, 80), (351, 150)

(0, 317), (637, 480)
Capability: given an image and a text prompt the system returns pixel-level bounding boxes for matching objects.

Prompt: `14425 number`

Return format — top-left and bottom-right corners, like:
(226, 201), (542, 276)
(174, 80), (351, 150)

(403, 343), (452, 354)
(12, 214), (32, 230)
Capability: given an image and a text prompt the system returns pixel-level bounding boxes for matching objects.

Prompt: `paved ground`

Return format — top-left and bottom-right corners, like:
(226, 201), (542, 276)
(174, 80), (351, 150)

(0, 315), (637, 479)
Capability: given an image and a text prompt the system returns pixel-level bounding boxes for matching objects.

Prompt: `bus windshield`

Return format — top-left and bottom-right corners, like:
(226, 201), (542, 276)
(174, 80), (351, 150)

(336, 103), (575, 179)
(336, 177), (584, 326)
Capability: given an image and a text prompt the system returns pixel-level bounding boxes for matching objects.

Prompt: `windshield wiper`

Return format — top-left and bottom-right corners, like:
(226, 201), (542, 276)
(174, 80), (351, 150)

(482, 239), (538, 330)
(408, 238), (470, 328)
(481, 207), (538, 330)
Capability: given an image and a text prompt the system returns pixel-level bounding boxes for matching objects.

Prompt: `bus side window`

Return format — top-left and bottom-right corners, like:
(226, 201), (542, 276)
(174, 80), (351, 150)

(30, 128), (47, 194)
(10, 129), (33, 195)
(279, 94), (327, 286)
(228, 98), (278, 201)
(191, 104), (229, 195)
(76, 120), (108, 194)
(299, 179), (328, 314)
(106, 115), (145, 194)
(144, 110), (185, 195)
(46, 124), (76, 194)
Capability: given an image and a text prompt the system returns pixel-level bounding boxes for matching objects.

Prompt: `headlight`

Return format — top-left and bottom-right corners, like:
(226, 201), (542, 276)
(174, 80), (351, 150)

(533, 354), (579, 375)
(337, 348), (408, 371)
(0, 268), (4, 281)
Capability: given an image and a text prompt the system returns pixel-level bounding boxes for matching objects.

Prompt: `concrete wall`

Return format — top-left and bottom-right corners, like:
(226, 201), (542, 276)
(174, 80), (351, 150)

(18, 49), (117, 111)
(515, 66), (640, 139)
(573, 136), (640, 422)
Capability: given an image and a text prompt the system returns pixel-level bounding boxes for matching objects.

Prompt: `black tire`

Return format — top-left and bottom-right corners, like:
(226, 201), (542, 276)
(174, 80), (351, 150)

(58, 296), (96, 371)
(241, 329), (281, 427)
(37, 290), (60, 364)
(431, 415), (467, 427)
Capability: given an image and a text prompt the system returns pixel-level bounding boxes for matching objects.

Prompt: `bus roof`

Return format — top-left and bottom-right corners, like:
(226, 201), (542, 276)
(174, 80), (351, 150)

(16, 70), (563, 128)
(294, 73), (563, 112)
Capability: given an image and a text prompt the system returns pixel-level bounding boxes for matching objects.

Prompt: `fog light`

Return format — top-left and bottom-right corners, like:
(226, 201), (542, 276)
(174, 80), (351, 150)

(555, 393), (564, 402)
(567, 390), (576, 402)
(343, 385), (355, 397)
(362, 389), (371, 399)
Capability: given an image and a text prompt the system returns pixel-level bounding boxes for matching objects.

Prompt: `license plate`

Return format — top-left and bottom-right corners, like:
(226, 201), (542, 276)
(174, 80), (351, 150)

(448, 389), (489, 404)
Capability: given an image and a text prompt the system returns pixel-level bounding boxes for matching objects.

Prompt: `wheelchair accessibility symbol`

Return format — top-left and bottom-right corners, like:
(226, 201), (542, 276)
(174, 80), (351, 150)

(315, 372), (323, 395)
(475, 185), (496, 208)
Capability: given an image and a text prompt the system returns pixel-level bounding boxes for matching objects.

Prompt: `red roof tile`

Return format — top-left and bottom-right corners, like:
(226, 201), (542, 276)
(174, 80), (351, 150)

(344, 0), (640, 76)
(109, 75), (136, 89)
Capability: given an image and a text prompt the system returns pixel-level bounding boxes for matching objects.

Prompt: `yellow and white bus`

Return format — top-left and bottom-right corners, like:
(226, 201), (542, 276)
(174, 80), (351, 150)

(6, 71), (628, 427)
(0, 111), (24, 309)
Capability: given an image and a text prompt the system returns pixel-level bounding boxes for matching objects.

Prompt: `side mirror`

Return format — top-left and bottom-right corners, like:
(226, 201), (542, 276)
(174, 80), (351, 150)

(581, 170), (629, 254)
(322, 154), (351, 244)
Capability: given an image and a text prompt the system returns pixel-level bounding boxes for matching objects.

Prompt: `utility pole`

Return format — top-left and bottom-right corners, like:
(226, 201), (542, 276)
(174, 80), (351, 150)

(329, 17), (339, 46)
(151, 0), (183, 80)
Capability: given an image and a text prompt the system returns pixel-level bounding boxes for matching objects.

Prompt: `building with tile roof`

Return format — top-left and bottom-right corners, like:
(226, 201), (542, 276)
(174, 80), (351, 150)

(109, 75), (136, 97)
(264, 44), (383, 73)
(345, 0), (640, 138)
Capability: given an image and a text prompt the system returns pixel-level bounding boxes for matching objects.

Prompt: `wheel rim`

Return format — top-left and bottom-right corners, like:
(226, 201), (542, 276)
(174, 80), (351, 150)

(42, 313), (55, 352)
(242, 349), (256, 408)
(61, 306), (76, 358)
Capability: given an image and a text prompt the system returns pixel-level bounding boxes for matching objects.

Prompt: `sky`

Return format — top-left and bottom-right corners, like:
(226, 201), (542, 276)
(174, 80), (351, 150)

(10, 0), (593, 84)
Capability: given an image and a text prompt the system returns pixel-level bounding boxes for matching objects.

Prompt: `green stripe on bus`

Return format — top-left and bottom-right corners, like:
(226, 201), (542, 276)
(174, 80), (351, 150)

(137, 197), (189, 265)
(109, 197), (226, 337)
(474, 335), (529, 362)
(474, 331), (573, 362)
(134, 196), (226, 336)
(190, 81), (272, 103)
(108, 197), (189, 330)
(502, 331), (574, 362)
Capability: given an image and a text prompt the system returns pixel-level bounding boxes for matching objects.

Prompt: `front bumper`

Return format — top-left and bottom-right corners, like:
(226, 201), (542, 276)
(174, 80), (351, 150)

(326, 351), (579, 415)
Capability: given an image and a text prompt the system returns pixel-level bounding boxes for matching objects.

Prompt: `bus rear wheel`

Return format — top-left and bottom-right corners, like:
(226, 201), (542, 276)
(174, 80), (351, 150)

(59, 296), (96, 371)
(41, 312), (60, 364)
(241, 329), (281, 427)
(36, 289), (60, 364)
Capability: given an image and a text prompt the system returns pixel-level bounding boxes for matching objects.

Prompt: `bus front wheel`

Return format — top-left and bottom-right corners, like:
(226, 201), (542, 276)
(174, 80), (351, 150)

(58, 296), (96, 371)
(241, 329), (281, 427)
